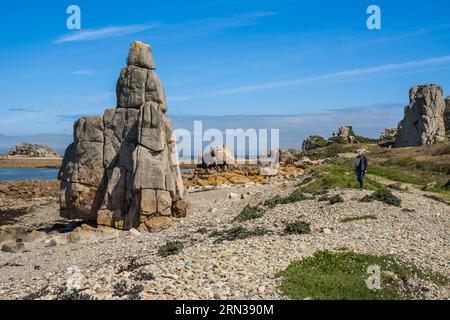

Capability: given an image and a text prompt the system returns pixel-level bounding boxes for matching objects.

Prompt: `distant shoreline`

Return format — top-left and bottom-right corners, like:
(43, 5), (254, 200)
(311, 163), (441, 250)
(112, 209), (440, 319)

(0, 157), (62, 169)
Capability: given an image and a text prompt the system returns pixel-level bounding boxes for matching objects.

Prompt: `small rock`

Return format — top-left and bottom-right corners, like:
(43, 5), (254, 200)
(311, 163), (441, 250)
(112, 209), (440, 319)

(127, 228), (142, 237)
(228, 192), (239, 200)
(2, 242), (25, 253)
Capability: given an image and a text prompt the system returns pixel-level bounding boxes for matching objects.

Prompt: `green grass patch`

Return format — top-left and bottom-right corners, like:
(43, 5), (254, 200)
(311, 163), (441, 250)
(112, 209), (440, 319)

(264, 190), (311, 208)
(209, 226), (269, 243)
(233, 205), (265, 222)
(298, 163), (385, 193)
(277, 250), (449, 300)
(360, 190), (401, 207)
(369, 166), (428, 185)
(157, 241), (184, 257)
(284, 222), (311, 235)
(340, 215), (377, 223)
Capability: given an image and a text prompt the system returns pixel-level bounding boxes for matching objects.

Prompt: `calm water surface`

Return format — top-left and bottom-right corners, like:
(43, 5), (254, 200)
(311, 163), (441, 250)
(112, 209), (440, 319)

(0, 168), (59, 181)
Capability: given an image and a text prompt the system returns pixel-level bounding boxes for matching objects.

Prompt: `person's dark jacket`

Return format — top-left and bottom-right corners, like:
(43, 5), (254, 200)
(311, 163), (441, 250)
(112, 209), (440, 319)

(355, 155), (368, 172)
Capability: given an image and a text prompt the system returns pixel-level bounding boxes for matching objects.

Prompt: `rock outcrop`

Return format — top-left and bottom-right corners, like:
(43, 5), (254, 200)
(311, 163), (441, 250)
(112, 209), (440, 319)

(330, 126), (356, 144)
(58, 41), (186, 231)
(395, 85), (446, 147)
(379, 128), (398, 147)
(5, 143), (60, 158)
(302, 135), (327, 151)
(445, 96), (450, 132)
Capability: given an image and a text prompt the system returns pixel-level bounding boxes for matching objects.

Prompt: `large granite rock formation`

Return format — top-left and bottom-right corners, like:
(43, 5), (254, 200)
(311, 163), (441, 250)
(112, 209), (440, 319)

(329, 126), (356, 144)
(395, 85), (446, 147)
(58, 41), (187, 231)
(445, 96), (450, 132)
(302, 135), (327, 151)
(5, 143), (60, 158)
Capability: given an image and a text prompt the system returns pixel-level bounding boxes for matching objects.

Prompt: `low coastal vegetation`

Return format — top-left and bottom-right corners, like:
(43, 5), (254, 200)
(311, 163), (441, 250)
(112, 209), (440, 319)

(277, 250), (449, 300)
(157, 241), (184, 257)
(264, 190), (312, 208)
(360, 190), (402, 207)
(283, 222), (311, 235)
(209, 226), (269, 243)
(298, 162), (385, 193)
(233, 205), (265, 222)
(340, 215), (377, 223)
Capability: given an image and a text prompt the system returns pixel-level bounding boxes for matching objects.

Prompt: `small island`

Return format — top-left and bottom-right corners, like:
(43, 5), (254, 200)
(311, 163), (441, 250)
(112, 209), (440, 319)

(0, 143), (62, 168)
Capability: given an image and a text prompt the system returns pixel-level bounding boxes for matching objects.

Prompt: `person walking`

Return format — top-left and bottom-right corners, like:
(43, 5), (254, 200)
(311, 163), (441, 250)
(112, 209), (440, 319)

(355, 151), (368, 191)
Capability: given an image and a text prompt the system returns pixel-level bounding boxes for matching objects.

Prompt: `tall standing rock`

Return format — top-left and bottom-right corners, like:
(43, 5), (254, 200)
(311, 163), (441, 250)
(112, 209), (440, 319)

(445, 96), (450, 132)
(395, 84), (446, 147)
(58, 41), (187, 231)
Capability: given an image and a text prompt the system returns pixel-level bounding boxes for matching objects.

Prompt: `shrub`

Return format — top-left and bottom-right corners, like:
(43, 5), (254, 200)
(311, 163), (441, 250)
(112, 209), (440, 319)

(284, 222), (311, 235)
(157, 241), (184, 257)
(277, 250), (449, 300)
(328, 195), (344, 205)
(360, 190), (401, 207)
(233, 205), (264, 222)
(209, 226), (268, 243)
(340, 215), (377, 223)
(264, 190), (311, 208)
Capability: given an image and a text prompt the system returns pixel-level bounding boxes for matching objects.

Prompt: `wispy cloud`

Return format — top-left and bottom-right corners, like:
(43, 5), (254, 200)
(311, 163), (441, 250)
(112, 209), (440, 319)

(71, 70), (94, 76)
(54, 24), (159, 44)
(8, 107), (41, 113)
(169, 54), (450, 101)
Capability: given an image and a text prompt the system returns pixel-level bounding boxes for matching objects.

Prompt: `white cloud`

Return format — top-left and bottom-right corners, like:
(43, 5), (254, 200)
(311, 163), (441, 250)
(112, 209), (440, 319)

(168, 54), (450, 101)
(54, 24), (159, 44)
(71, 70), (94, 76)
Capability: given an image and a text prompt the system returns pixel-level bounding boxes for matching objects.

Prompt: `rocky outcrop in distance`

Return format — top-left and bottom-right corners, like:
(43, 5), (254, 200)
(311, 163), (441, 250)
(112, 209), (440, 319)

(445, 95), (450, 132)
(4, 143), (60, 158)
(302, 135), (328, 151)
(58, 41), (188, 232)
(395, 84), (447, 147)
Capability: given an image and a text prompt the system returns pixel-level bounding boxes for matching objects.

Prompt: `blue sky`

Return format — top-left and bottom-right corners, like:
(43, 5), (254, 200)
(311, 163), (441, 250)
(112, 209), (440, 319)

(0, 0), (449, 150)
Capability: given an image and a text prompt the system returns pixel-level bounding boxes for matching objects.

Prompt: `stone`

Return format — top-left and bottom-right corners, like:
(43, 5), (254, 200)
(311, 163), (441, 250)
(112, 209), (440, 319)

(126, 41), (156, 70)
(140, 189), (157, 215)
(302, 135), (327, 151)
(58, 41), (187, 231)
(127, 228), (142, 237)
(228, 192), (239, 200)
(18, 230), (47, 243)
(445, 96), (450, 132)
(379, 128), (398, 142)
(330, 126), (356, 144)
(1, 242), (25, 253)
(0, 226), (19, 245)
(389, 183), (408, 191)
(258, 149), (280, 176)
(395, 85), (446, 147)
(172, 200), (191, 218)
(143, 216), (172, 233)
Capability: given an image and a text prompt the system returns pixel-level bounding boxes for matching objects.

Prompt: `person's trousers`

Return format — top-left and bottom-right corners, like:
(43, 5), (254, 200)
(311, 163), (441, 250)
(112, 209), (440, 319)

(356, 170), (365, 189)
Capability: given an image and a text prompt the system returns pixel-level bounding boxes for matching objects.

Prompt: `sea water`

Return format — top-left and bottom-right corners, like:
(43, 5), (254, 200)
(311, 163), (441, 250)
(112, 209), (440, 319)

(0, 168), (59, 181)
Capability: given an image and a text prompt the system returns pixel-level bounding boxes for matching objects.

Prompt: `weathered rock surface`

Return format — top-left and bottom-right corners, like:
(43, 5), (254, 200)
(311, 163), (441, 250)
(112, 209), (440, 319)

(330, 126), (356, 144)
(58, 41), (187, 231)
(379, 128), (398, 142)
(302, 135), (327, 151)
(395, 85), (447, 147)
(445, 96), (450, 132)
(4, 143), (60, 158)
